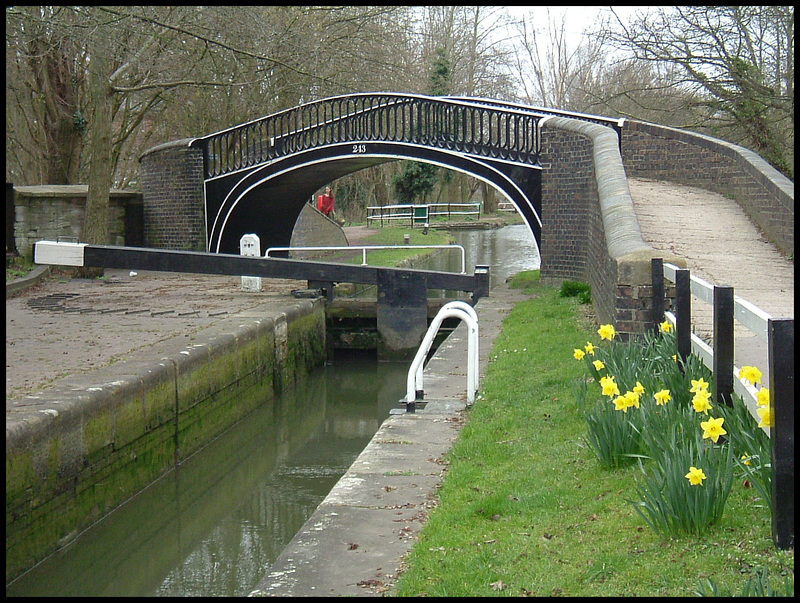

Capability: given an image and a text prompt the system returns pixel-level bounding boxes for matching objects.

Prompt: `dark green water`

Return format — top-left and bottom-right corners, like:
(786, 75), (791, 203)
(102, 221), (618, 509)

(6, 360), (408, 597)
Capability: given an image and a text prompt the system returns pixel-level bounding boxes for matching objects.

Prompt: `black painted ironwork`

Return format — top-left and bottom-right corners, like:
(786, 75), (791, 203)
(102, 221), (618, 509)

(190, 93), (548, 180)
(445, 96), (626, 150)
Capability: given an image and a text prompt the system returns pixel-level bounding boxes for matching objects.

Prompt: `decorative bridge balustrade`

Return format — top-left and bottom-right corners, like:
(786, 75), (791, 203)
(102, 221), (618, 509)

(190, 93), (549, 179)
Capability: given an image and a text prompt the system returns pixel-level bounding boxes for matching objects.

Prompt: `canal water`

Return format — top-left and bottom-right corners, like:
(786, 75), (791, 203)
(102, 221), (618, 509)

(6, 225), (539, 597)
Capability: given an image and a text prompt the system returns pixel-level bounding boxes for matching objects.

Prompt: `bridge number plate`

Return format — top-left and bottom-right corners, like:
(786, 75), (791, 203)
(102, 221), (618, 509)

(352, 144), (367, 153)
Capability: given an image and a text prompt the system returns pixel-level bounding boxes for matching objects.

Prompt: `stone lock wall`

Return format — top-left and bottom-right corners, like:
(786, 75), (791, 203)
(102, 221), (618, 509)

(11, 185), (142, 259)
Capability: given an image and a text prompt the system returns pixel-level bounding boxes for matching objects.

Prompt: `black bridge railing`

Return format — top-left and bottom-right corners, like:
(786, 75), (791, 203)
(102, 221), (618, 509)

(190, 93), (550, 180)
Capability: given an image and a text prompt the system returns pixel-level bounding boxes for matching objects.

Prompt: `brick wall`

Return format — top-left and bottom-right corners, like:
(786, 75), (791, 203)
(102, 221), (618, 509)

(538, 116), (793, 340)
(139, 139), (206, 251)
(540, 118), (684, 340)
(12, 185), (142, 259)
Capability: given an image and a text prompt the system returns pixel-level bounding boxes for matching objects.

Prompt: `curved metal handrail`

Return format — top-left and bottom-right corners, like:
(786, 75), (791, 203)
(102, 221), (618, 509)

(190, 93), (545, 179)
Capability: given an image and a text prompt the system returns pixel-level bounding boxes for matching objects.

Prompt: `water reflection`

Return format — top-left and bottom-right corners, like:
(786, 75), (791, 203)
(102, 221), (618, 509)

(6, 361), (408, 598)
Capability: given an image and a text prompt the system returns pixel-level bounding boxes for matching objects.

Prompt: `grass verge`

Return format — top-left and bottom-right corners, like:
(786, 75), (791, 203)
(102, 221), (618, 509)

(391, 271), (793, 597)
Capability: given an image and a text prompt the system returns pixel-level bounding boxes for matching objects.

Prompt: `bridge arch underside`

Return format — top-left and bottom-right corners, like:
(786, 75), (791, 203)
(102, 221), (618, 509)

(204, 142), (542, 255)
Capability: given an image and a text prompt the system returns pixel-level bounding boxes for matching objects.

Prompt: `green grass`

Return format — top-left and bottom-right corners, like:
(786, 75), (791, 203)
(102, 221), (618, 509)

(391, 271), (793, 597)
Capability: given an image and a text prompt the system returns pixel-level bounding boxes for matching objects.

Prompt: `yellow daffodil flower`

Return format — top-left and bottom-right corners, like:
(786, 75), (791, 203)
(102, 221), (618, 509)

(613, 395), (629, 412)
(600, 375), (620, 398)
(757, 405), (773, 428)
(574, 348), (586, 360)
(756, 387), (770, 407)
(633, 381), (645, 396)
(625, 390), (641, 409)
(660, 320), (673, 333)
(739, 365), (763, 386)
(692, 390), (713, 414)
(740, 454), (752, 466)
(700, 416), (727, 443)
(686, 466), (707, 486)
(597, 324), (616, 341)
(584, 342), (595, 355)
(654, 389), (671, 405)
(690, 377), (710, 393)
(593, 359), (605, 371)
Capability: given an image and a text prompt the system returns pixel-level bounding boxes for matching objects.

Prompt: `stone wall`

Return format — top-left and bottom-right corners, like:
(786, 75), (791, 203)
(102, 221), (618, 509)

(622, 121), (794, 258)
(12, 185), (142, 259)
(139, 139), (206, 251)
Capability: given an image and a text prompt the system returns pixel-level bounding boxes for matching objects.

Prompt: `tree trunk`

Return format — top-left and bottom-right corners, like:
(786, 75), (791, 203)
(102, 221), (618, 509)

(76, 29), (114, 279)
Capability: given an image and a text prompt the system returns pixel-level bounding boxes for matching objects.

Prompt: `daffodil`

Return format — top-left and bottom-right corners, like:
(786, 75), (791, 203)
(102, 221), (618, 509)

(597, 324), (616, 341)
(654, 389), (671, 405)
(584, 342), (595, 355)
(573, 348), (586, 360)
(660, 320), (673, 333)
(740, 454), (752, 466)
(600, 375), (620, 398)
(593, 359), (605, 371)
(690, 377), (710, 393)
(756, 387), (770, 407)
(700, 416), (727, 443)
(757, 405), (773, 428)
(612, 395), (629, 412)
(739, 365), (763, 386)
(633, 381), (645, 396)
(685, 466), (707, 486)
(692, 389), (713, 414)
(625, 390), (641, 409)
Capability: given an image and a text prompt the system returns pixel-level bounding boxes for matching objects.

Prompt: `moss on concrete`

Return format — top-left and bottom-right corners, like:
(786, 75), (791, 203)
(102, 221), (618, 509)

(5, 299), (326, 583)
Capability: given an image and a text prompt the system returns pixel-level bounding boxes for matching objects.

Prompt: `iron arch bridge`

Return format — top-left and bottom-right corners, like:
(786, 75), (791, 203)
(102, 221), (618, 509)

(188, 93), (624, 255)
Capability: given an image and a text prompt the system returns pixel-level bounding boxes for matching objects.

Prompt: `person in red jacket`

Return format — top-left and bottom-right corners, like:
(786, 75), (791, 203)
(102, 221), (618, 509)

(317, 186), (335, 218)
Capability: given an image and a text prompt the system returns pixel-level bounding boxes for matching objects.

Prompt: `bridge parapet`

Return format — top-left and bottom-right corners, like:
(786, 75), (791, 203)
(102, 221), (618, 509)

(190, 93), (545, 179)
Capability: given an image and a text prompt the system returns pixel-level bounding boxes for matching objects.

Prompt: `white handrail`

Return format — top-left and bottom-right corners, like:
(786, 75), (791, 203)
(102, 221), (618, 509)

(414, 301), (478, 395)
(406, 302), (479, 405)
(265, 244), (467, 273)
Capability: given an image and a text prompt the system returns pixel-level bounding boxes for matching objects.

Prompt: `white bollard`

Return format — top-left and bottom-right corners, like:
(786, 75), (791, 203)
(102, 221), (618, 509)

(240, 234), (262, 292)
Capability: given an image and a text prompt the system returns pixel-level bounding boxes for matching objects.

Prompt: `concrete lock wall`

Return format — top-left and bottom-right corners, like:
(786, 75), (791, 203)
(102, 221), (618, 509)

(6, 299), (326, 583)
(11, 185), (143, 259)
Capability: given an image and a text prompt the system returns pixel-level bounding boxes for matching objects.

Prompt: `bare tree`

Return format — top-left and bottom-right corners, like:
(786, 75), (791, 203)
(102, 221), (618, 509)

(600, 6), (794, 178)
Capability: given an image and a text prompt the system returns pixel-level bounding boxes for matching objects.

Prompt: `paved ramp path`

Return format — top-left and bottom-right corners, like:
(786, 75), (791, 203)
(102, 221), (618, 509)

(628, 177), (794, 384)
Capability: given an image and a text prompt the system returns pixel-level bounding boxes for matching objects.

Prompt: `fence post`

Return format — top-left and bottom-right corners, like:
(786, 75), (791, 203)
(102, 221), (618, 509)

(651, 258), (664, 336)
(713, 285), (734, 406)
(675, 268), (691, 367)
(769, 318), (794, 550)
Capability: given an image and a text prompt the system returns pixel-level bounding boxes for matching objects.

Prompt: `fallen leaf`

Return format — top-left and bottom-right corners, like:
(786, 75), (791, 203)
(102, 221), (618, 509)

(348, 543), (359, 550)
(491, 580), (505, 591)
